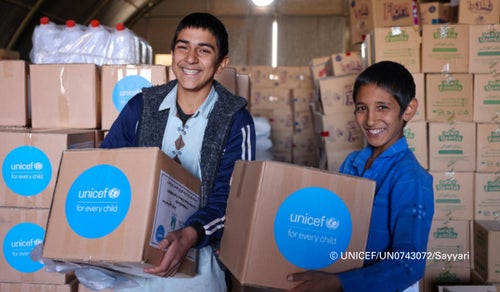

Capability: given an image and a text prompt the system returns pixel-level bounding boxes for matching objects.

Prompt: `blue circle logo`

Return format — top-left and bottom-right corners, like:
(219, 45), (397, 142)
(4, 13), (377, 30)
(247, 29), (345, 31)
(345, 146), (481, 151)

(112, 75), (151, 112)
(2, 146), (52, 196)
(65, 164), (131, 239)
(155, 225), (165, 243)
(273, 187), (352, 269)
(3, 222), (45, 273)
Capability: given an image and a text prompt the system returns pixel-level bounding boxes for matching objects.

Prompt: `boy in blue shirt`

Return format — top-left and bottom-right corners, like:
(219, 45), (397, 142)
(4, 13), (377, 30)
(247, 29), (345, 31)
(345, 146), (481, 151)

(288, 61), (434, 291)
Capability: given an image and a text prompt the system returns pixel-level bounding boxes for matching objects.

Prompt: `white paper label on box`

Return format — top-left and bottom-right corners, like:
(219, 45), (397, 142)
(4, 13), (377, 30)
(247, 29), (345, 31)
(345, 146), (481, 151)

(150, 170), (200, 261)
(65, 164), (132, 239)
(113, 75), (151, 112)
(2, 146), (52, 196)
(273, 186), (352, 269)
(3, 222), (44, 272)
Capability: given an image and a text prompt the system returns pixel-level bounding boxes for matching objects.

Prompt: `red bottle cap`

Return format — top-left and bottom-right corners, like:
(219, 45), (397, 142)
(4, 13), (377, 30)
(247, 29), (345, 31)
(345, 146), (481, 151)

(40, 17), (50, 25)
(66, 20), (76, 28)
(90, 19), (100, 28)
(115, 23), (125, 31)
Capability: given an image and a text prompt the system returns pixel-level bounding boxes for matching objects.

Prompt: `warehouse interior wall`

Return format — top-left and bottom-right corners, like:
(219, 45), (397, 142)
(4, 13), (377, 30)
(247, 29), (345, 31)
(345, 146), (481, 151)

(0, 0), (351, 66)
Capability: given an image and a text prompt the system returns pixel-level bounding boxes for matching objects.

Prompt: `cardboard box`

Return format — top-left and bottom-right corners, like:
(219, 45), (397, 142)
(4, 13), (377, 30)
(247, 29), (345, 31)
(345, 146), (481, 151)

(426, 73), (473, 122)
(438, 285), (498, 292)
(313, 111), (364, 151)
(424, 267), (472, 292)
(316, 74), (357, 115)
(291, 88), (314, 112)
(426, 220), (472, 268)
(0, 128), (96, 208)
(0, 60), (29, 127)
(473, 74), (500, 123)
(428, 122), (476, 171)
(419, 2), (451, 24)
(100, 65), (168, 130)
(329, 52), (363, 77)
(321, 148), (357, 172)
(374, 26), (422, 73)
(250, 88), (292, 111)
(349, 0), (415, 43)
(474, 172), (500, 220)
(29, 64), (100, 129)
(474, 220), (500, 283)
(471, 268), (500, 291)
(412, 73), (426, 122)
(430, 171), (474, 220)
(0, 280), (78, 292)
(404, 120), (428, 169)
(476, 123), (500, 172)
(309, 56), (332, 79)
(459, 0), (500, 24)
(421, 24), (470, 73)
(0, 207), (74, 284)
(42, 147), (200, 278)
(237, 74), (251, 101)
(469, 25), (500, 74)
(219, 160), (376, 290)
(0, 48), (20, 60)
(349, 0), (375, 44)
(251, 108), (295, 133)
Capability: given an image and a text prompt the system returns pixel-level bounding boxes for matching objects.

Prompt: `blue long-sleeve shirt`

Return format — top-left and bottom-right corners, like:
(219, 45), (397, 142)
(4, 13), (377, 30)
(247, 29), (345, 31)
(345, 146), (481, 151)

(337, 137), (434, 292)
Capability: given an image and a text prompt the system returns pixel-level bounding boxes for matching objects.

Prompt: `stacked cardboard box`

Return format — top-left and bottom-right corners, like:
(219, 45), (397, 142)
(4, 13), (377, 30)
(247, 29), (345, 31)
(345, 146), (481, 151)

(307, 52), (364, 172)
(235, 65), (318, 167)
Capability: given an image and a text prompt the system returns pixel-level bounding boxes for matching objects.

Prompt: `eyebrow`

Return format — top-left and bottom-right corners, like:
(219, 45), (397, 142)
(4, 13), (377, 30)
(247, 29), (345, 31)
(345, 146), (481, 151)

(175, 39), (216, 51)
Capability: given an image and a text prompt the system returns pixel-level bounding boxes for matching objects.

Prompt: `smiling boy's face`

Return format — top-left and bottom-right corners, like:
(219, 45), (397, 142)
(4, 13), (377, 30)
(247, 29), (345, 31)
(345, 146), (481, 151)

(354, 83), (417, 156)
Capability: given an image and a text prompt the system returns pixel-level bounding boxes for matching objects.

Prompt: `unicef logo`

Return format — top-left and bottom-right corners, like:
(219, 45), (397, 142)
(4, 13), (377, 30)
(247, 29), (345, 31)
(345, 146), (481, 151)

(108, 187), (120, 199)
(274, 187), (352, 270)
(326, 217), (340, 230)
(33, 162), (43, 171)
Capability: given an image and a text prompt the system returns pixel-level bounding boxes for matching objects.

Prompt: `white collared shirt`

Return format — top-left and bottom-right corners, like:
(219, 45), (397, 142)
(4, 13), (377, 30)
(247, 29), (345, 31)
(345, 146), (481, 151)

(158, 84), (218, 179)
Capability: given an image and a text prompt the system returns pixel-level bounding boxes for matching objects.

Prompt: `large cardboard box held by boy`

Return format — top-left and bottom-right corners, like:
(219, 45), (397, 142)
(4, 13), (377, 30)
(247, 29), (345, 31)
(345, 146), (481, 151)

(42, 147), (200, 278)
(219, 160), (376, 290)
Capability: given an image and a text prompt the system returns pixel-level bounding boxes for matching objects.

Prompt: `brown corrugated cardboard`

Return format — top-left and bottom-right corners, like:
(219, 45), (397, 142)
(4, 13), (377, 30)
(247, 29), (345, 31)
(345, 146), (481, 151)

(430, 171), (474, 220)
(0, 49), (20, 60)
(424, 267), (472, 292)
(426, 220), (471, 268)
(474, 172), (500, 220)
(459, 0), (500, 24)
(0, 207), (74, 284)
(329, 52), (363, 77)
(419, 2), (451, 24)
(0, 128), (95, 208)
(412, 72), (426, 122)
(316, 74), (356, 115)
(0, 60), (29, 127)
(100, 65), (168, 130)
(404, 120), (428, 169)
(425, 73), (473, 122)
(374, 26), (422, 73)
(349, 0), (415, 44)
(428, 122), (476, 171)
(236, 74), (251, 100)
(476, 123), (500, 172)
(250, 87), (292, 111)
(219, 160), (376, 290)
(469, 25), (500, 74)
(421, 24), (470, 73)
(473, 74), (500, 123)
(474, 220), (500, 283)
(0, 279), (78, 292)
(312, 111), (364, 151)
(29, 64), (100, 129)
(42, 147), (200, 278)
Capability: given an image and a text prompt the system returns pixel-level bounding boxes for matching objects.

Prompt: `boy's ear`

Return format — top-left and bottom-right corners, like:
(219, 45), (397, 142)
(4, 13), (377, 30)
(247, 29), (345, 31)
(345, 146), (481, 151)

(216, 56), (229, 74)
(403, 98), (418, 122)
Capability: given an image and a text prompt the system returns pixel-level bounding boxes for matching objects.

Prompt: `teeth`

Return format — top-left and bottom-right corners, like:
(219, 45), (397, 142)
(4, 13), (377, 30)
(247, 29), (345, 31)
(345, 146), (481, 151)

(183, 69), (198, 74)
(368, 128), (384, 135)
